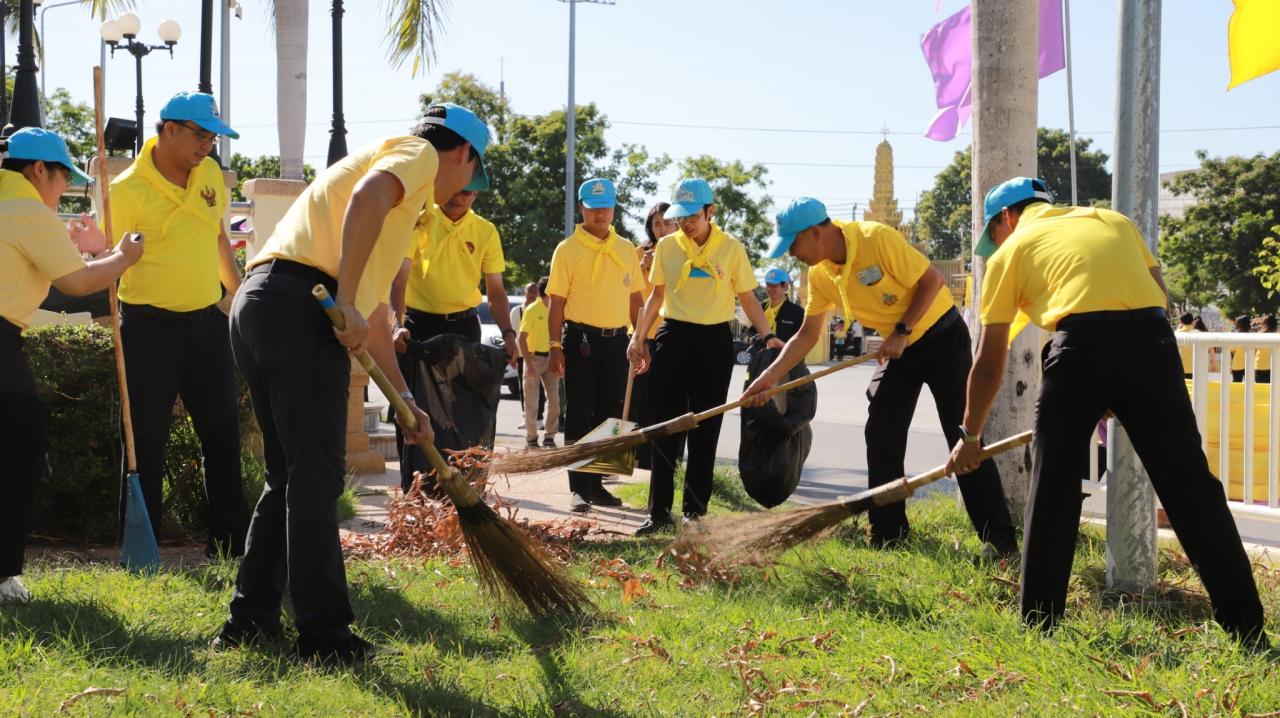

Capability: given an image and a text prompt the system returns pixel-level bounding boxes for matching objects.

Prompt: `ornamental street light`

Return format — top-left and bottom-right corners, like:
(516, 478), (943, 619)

(325, 0), (347, 167)
(6, 0), (46, 132)
(101, 12), (181, 155)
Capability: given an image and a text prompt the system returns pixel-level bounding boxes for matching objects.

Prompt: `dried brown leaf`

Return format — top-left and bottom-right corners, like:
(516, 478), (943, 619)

(58, 687), (126, 713)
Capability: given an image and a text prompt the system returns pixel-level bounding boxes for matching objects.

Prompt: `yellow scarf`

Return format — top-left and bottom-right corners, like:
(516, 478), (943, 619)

(415, 206), (482, 279)
(673, 223), (725, 294)
(125, 136), (223, 234)
(764, 298), (784, 333)
(572, 224), (628, 281)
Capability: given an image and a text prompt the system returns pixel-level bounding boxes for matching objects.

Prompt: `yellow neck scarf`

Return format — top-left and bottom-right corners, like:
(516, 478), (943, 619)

(128, 136), (223, 233)
(673, 224), (725, 293)
(764, 298), (784, 333)
(573, 224), (628, 281)
(416, 207), (480, 279)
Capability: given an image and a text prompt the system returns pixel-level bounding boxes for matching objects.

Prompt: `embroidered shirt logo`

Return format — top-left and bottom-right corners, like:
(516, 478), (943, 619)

(882, 293), (898, 306)
(622, 274), (631, 286)
(199, 187), (217, 207)
(465, 241), (476, 254)
(857, 265), (884, 286)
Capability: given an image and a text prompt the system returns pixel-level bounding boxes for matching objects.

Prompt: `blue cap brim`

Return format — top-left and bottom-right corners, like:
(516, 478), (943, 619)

(464, 157), (490, 192)
(974, 224), (997, 258)
(766, 233), (795, 259)
(181, 117), (240, 139)
(68, 165), (94, 188)
(663, 201), (700, 219)
(580, 197), (615, 209)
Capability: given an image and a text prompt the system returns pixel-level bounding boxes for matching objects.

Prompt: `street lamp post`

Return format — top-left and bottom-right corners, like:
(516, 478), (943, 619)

(555, 0), (614, 236)
(101, 13), (181, 156)
(0, 1), (12, 126)
(198, 0), (213, 95)
(39, 0), (81, 107)
(8, 0), (44, 131)
(325, 0), (348, 167)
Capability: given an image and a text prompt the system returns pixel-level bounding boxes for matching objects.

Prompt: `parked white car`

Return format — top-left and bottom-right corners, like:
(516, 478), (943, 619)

(479, 295), (524, 396)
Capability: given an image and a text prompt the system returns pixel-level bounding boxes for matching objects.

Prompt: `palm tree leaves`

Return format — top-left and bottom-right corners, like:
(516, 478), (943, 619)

(380, 0), (449, 77)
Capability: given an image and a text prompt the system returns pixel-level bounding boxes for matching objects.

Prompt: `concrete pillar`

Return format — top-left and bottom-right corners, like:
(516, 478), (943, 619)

(241, 178), (307, 261)
(1105, 0), (1161, 594)
(969, 0), (1042, 520)
(346, 362), (386, 474)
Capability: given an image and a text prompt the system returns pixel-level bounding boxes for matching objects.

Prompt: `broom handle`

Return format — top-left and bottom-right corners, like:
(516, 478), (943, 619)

(93, 66), (138, 474)
(861, 430), (1034, 509)
(691, 352), (876, 424)
(621, 363), (636, 422)
(310, 286), (455, 480)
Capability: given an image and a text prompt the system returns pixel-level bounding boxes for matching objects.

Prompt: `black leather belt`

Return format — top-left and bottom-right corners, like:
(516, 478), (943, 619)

(1058, 307), (1166, 329)
(409, 307), (478, 322)
(566, 321), (627, 338)
(534, 351), (549, 357)
(248, 258), (337, 292)
(119, 301), (220, 320)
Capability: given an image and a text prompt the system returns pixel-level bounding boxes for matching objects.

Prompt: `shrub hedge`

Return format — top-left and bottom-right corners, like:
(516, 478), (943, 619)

(23, 323), (264, 543)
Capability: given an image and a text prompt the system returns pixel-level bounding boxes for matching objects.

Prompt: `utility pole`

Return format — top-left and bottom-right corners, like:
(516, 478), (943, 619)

(556, 0), (614, 236)
(1106, 0), (1161, 594)
(969, 0), (1041, 518)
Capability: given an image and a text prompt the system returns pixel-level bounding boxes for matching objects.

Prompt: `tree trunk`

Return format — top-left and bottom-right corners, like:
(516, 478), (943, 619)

(969, 0), (1041, 521)
(274, 0), (308, 180)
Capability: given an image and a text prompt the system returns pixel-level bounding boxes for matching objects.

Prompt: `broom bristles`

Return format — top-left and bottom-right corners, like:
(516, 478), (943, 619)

(674, 503), (855, 564)
(455, 502), (595, 616)
(488, 433), (647, 476)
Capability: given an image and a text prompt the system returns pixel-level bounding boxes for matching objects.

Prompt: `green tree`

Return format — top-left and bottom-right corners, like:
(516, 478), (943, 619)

(419, 75), (670, 285)
(38, 87), (96, 213)
(228, 153), (316, 201)
(676, 156), (773, 262)
(915, 127), (1112, 261)
(1161, 150), (1280, 316)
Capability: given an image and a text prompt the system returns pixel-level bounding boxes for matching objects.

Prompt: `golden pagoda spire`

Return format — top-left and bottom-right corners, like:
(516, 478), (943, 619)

(864, 128), (903, 230)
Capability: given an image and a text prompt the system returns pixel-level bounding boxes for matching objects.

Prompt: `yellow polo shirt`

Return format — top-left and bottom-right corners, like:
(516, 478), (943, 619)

(650, 224), (755, 325)
(519, 298), (551, 353)
(405, 206), (505, 314)
(805, 220), (953, 343)
(981, 203), (1165, 331)
(251, 136), (438, 317)
(1258, 334), (1274, 372)
(546, 225), (641, 328)
(0, 170), (86, 328)
(1176, 324), (1194, 374)
(108, 137), (227, 311)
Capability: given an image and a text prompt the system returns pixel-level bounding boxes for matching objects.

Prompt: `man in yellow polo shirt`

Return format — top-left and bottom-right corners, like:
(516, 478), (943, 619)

(0, 127), (144, 604)
(547, 177), (643, 512)
(107, 92), (248, 558)
(948, 176), (1265, 649)
(518, 276), (559, 449)
(214, 103), (487, 665)
(629, 178), (781, 534)
(389, 187), (516, 491)
(742, 197), (1016, 557)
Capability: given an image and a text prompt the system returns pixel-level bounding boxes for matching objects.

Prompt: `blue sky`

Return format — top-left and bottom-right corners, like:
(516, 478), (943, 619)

(37, 0), (1280, 230)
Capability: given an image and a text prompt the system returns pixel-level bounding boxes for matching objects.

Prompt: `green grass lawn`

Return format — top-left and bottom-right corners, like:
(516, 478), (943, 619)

(4, 491), (1280, 717)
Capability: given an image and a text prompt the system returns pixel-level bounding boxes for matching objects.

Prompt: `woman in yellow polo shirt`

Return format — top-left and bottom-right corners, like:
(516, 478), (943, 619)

(628, 179), (781, 535)
(631, 202), (679, 472)
(0, 128), (143, 604)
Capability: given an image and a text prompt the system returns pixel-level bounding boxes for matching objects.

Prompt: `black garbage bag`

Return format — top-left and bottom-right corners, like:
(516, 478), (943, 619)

(738, 346), (817, 508)
(398, 334), (506, 491)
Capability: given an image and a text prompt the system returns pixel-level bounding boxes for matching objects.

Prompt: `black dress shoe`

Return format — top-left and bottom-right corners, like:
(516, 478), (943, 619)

(635, 515), (675, 536)
(585, 485), (623, 507)
(210, 618), (282, 650)
(569, 492), (590, 513)
(295, 633), (381, 666)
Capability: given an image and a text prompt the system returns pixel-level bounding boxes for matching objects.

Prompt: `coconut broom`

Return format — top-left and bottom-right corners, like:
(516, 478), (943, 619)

(676, 430), (1034, 563)
(92, 66), (157, 573)
(311, 286), (593, 617)
(491, 352), (879, 476)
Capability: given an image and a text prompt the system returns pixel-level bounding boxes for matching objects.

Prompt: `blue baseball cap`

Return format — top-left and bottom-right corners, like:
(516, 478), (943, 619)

(664, 178), (714, 219)
(160, 91), (239, 139)
(6, 127), (93, 187)
(421, 102), (492, 191)
(577, 177), (616, 209)
(975, 177), (1052, 258)
(763, 267), (790, 285)
(768, 197), (829, 259)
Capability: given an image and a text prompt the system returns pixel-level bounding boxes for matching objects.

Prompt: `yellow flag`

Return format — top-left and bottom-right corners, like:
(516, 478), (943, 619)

(1228, 0), (1280, 89)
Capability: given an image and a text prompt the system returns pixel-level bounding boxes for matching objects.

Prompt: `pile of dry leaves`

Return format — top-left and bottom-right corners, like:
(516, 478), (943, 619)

(341, 449), (596, 564)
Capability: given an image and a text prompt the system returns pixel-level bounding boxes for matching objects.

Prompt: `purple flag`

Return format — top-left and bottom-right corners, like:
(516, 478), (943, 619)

(922, 0), (1067, 141)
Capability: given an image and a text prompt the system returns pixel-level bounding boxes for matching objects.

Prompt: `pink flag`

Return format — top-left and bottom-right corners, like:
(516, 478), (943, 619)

(922, 0), (1066, 141)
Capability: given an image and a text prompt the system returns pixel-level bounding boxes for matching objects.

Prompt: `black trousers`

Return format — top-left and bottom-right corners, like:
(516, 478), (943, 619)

(866, 310), (1016, 550)
(227, 263), (355, 642)
(118, 302), (247, 551)
(0, 321), (43, 577)
(563, 323), (628, 494)
(395, 307), (481, 492)
(1024, 313), (1264, 642)
(648, 320), (735, 518)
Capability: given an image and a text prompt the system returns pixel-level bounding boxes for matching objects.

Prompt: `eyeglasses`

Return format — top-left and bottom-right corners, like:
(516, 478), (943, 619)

(179, 122), (218, 145)
(675, 211), (704, 226)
